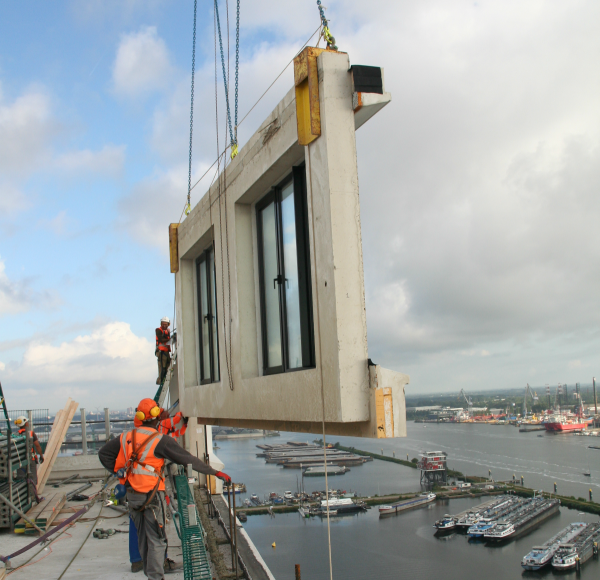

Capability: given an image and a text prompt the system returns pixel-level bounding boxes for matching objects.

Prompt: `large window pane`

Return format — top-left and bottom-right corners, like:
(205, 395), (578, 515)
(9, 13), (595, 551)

(281, 182), (302, 369)
(260, 201), (282, 368)
(199, 260), (211, 380)
(208, 248), (220, 382)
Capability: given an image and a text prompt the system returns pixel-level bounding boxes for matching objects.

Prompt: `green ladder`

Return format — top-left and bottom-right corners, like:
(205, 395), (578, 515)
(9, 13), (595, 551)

(174, 473), (212, 580)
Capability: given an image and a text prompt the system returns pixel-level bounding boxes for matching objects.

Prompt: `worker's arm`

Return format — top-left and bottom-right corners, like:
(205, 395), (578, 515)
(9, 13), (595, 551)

(33, 439), (43, 460)
(154, 436), (219, 477)
(98, 437), (121, 473)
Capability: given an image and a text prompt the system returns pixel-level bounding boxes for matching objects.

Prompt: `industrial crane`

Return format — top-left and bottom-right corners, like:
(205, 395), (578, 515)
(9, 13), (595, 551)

(522, 384), (538, 418)
(459, 389), (473, 419)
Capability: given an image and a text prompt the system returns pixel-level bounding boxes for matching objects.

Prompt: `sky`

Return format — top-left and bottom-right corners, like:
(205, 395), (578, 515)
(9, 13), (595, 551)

(1, 0), (599, 412)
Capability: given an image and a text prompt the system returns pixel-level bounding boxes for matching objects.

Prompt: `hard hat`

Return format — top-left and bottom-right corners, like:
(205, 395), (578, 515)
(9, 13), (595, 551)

(135, 398), (162, 423)
(14, 416), (28, 426)
(161, 317), (170, 324)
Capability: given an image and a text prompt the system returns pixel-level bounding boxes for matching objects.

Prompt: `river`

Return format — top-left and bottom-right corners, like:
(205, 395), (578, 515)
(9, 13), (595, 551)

(214, 422), (600, 580)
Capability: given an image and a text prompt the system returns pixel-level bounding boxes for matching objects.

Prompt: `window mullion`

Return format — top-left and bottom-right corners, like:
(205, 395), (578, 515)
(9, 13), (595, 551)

(205, 249), (214, 382)
(275, 189), (289, 372)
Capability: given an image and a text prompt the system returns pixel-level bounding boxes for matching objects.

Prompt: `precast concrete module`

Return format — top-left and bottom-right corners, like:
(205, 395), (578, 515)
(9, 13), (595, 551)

(171, 48), (407, 438)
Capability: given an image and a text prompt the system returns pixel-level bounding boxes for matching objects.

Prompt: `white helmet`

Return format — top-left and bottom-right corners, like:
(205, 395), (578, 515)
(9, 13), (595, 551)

(14, 416), (28, 426)
(161, 317), (170, 324)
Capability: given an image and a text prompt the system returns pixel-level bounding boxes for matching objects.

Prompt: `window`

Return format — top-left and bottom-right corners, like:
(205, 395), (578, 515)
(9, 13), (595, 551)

(256, 165), (314, 374)
(196, 245), (220, 383)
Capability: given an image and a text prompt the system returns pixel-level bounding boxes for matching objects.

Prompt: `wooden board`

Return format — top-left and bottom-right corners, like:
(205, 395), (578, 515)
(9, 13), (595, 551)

(36, 404), (67, 484)
(14, 492), (66, 534)
(37, 399), (79, 492)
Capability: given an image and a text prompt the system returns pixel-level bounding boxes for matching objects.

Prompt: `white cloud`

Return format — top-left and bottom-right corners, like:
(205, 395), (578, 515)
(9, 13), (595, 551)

(0, 257), (59, 316)
(1, 322), (158, 410)
(55, 145), (125, 177)
(0, 362), (5, 371)
(112, 26), (172, 97)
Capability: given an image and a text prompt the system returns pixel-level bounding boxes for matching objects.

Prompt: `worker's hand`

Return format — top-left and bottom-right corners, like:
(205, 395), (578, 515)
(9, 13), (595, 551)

(215, 471), (231, 484)
(183, 416), (189, 425)
(39, 455), (44, 464)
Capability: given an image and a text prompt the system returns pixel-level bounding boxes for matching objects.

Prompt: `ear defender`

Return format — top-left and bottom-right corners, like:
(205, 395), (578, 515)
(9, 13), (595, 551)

(135, 406), (161, 422)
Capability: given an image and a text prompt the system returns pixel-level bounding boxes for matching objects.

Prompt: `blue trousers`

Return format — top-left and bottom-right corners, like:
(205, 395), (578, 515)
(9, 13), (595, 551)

(129, 516), (142, 563)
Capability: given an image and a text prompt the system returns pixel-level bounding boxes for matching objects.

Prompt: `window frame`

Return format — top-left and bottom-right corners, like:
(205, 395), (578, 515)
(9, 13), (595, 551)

(256, 165), (315, 375)
(196, 244), (220, 384)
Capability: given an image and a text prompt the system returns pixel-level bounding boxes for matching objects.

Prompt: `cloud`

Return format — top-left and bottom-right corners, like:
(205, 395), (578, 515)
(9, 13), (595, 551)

(112, 26), (173, 97)
(1, 322), (157, 410)
(55, 145), (125, 177)
(0, 257), (59, 316)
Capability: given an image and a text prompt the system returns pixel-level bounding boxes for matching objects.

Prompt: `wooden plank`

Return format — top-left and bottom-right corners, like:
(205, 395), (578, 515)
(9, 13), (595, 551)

(14, 494), (56, 532)
(37, 399), (75, 485)
(37, 494), (66, 533)
(38, 400), (78, 492)
(36, 404), (68, 484)
(38, 401), (78, 492)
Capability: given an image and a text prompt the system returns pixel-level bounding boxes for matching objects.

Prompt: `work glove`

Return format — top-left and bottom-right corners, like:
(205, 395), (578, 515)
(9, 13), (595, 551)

(215, 471), (231, 484)
(39, 456), (44, 464)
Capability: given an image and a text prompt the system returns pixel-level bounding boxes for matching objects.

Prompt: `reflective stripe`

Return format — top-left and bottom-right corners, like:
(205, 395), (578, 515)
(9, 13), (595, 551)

(131, 466), (159, 477)
(139, 433), (162, 464)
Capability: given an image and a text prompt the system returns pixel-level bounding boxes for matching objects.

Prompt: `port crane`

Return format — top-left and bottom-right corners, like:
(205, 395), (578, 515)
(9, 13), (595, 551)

(522, 384), (538, 418)
(459, 389), (473, 419)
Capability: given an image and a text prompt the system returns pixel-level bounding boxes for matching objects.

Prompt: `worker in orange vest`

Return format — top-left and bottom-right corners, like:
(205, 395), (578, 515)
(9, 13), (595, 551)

(14, 416), (44, 484)
(155, 317), (171, 385)
(158, 411), (188, 439)
(99, 398), (230, 580)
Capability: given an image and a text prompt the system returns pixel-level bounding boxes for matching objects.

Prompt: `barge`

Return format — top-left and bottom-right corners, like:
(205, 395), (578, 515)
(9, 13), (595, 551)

(380, 493), (436, 517)
(319, 497), (367, 516)
(521, 522), (588, 570)
(484, 498), (560, 542)
(551, 522), (600, 571)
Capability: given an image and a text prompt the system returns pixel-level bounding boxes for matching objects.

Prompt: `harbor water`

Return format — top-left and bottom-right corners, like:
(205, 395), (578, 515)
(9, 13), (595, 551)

(215, 422), (600, 579)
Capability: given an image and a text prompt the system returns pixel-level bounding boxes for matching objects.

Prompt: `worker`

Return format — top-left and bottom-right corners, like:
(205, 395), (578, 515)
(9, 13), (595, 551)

(155, 317), (171, 385)
(14, 416), (44, 484)
(158, 411), (188, 439)
(128, 408), (187, 573)
(99, 398), (230, 580)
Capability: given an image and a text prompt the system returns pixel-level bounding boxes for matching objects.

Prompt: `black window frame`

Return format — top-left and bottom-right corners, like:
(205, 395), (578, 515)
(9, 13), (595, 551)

(256, 164), (315, 375)
(196, 244), (220, 384)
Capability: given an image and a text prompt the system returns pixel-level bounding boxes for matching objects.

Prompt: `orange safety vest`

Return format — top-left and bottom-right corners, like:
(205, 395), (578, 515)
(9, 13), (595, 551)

(158, 412), (187, 438)
(156, 328), (171, 353)
(18, 428), (38, 460)
(114, 427), (165, 493)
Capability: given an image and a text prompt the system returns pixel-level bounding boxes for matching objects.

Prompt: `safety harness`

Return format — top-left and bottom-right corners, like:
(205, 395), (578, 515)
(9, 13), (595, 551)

(125, 429), (165, 511)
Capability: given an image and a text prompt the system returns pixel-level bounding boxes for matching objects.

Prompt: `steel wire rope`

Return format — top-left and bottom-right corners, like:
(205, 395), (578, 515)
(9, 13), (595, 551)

(306, 145), (333, 580)
(185, 0), (198, 216)
(177, 24), (321, 225)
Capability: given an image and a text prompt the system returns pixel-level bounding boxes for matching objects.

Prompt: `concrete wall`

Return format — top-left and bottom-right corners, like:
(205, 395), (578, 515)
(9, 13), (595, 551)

(175, 50), (408, 437)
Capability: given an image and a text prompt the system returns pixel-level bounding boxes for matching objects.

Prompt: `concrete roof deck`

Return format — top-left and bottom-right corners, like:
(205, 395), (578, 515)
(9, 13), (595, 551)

(1, 481), (184, 580)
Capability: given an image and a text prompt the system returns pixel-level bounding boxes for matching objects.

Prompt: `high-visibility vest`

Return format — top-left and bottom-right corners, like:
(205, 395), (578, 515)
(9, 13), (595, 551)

(158, 412), (188, 438)
(114, 427), (165, 493)
(156, 328), (171, 352)
(18, 428), (38, 460)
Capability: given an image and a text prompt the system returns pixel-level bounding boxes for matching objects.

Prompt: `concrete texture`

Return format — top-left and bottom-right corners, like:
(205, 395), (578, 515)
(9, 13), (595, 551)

(47, 455), (108, 481)
(174, 49), (407, 437)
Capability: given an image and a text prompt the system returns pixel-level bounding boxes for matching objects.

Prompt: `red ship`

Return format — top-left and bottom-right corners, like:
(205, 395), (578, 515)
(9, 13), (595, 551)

(544, 415), (592, 432)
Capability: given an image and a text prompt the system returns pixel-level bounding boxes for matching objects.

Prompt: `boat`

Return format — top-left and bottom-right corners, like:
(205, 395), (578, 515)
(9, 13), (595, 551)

(243, 498), (252, 507)
(467, 520), (497, 538)
(250, 494), (261, 506)
(484, 498), (560, 542)
(224, 482), (246, 494)
(319, 497), (367, 515)
(544, 413), (592, 432)
(583, 470), (591, 476)
(237, 512), (247, 523)
(379, 493), (436, 517)
(283, 491), (294, 500)
(521, 522), (588, 570)
(433, 515), (456, 535)
(298, 506), (311, 518)
(303, 465), (348, 477)
(552, 523), (600, 570)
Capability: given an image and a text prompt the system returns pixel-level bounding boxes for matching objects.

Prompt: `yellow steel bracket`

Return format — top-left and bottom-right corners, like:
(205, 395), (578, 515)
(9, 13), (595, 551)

(230, 143), (239, 159)
(293, 47), (327, 146)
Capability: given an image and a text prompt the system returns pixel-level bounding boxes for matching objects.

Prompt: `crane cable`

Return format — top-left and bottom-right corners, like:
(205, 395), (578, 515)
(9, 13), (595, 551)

(185, 0), (198, 216)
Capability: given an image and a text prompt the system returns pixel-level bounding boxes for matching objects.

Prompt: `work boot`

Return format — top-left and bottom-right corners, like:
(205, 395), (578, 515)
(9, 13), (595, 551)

(164, 558), (182, 573)
(131, 561), (143, 573)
